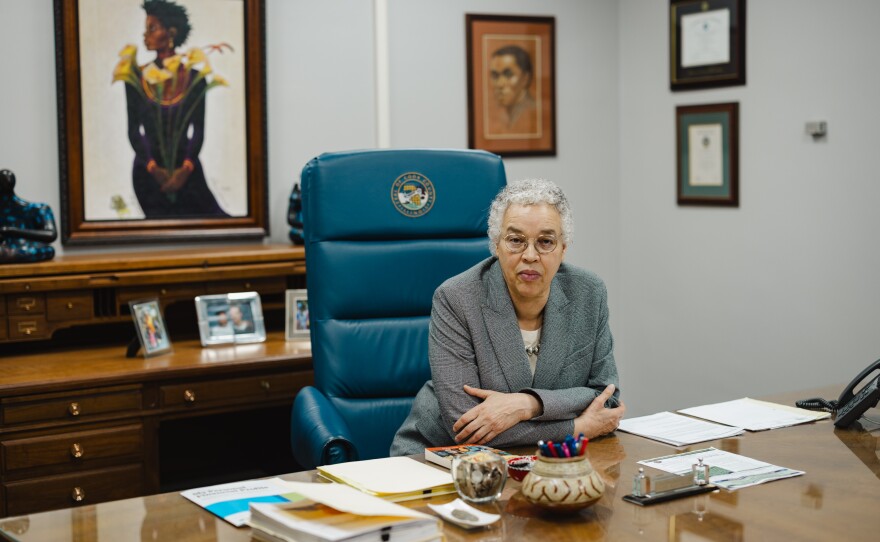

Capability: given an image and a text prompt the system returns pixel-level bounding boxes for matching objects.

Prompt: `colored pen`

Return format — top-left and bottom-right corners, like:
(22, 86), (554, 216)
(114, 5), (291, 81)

(546, 440), (558, 457)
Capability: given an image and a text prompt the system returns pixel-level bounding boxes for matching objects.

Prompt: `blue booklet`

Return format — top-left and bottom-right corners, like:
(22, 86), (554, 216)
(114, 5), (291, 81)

(180, 478), (304, 527)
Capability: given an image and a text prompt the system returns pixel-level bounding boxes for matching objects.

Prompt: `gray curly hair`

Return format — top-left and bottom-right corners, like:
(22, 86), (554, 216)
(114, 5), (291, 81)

(487, 178), (573, 256)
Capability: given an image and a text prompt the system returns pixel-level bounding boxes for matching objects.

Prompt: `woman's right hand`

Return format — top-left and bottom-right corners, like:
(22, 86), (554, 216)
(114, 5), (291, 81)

(573, 384), (626, 439)
(151, 166), (170, 186)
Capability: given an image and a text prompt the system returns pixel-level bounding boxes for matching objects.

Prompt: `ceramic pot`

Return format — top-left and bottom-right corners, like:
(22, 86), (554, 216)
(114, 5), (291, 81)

(520, 453), (605, 512)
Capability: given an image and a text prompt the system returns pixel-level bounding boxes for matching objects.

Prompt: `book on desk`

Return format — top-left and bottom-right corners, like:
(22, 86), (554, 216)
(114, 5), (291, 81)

(249, 482), (441, 542)
(424, 444), (521, 469)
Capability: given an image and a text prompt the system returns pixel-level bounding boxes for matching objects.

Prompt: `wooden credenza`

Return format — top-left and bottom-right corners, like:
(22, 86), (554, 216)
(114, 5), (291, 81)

(0, 246), (314, 517)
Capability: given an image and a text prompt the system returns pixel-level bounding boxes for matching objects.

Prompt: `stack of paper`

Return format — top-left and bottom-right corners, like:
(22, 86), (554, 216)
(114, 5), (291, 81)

(316, 456), (456, 501)
(638, 447), (804, 491)
(678, 398), (830, 431)
(250, 481), (442, 542)
(618, 411), (744, 446)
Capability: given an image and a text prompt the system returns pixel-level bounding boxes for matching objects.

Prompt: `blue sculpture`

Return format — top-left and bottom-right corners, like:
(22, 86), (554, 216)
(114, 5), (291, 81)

(287, 182), (304, 245)
(1, 169), (58, 263)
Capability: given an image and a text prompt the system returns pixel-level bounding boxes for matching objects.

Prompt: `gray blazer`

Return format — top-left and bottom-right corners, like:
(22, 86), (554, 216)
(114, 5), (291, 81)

(391, 257), (619, 456)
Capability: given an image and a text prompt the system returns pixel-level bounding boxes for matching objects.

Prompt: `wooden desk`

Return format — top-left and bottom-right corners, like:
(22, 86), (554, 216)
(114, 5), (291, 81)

(1, 386), (877, 541)
(0, 334), (313, 518)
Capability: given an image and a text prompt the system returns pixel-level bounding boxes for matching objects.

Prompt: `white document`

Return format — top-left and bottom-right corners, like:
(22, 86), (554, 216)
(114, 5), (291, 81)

(688, 123), (724, 186)
(679, 397), (830, 431)
(639, 447), (804, 491)
(618, 411), (744, 446)
(274, 481), (431, 519)
(681, 9), (730, 68)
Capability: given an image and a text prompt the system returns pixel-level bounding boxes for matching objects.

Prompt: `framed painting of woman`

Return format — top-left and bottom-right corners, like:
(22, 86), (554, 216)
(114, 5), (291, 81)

(54, 0), (267, 244)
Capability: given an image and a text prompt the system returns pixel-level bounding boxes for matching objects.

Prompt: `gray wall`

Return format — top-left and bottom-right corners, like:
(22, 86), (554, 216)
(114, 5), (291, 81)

(618, 0), (880, 414)
(2, 0), (878, 416)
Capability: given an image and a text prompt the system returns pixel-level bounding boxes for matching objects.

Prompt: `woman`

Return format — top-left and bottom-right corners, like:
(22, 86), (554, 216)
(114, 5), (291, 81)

(391, 179), (625, 455)
(124, 0), (227, 218)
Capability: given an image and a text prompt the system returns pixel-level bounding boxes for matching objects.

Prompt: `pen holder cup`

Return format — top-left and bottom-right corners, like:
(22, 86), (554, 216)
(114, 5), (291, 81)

(451, 451), (508, 504)
(520, 453), (605, 512)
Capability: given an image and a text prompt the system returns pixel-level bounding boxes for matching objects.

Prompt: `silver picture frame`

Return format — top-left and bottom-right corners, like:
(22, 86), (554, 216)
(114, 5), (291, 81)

(194, 291), (266, 346)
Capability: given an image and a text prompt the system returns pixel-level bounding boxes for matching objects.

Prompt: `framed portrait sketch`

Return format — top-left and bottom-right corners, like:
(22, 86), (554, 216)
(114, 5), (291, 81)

(670, 0), (746, 91)
(466, 14), (556, 157)
(54, 0), (268, 244)
(129, 299), (172, 357)
(676, 102), (739, 207)
(285, 289), (310, 341)
(194, 291), (266, 346)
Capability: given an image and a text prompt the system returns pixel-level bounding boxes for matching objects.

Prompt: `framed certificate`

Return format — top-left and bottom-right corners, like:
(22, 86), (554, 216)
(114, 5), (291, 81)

(669, 0), (746, 91)
(676, 103), (739, 206)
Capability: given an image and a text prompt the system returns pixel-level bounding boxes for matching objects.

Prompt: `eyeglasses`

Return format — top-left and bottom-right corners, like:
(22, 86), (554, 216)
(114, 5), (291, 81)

(503, 234), (559, 255)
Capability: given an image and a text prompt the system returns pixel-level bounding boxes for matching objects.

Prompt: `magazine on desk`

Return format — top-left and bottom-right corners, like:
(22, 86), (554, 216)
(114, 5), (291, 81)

(424, 444), (521, 469)
(249, 481), (442, 542)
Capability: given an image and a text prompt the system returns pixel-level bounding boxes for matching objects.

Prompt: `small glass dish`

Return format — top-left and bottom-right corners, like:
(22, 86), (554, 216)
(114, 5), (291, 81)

(451, 450), (507, 503)
(507, 455), (537, 482)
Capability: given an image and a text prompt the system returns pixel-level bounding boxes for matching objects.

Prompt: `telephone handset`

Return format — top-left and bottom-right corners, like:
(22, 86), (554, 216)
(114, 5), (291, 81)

(796, 359), (880, 428)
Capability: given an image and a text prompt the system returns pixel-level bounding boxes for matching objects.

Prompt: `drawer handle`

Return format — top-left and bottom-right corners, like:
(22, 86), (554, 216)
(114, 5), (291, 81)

(67, 302), (75, 310)
(17, 321), (37, 335)
(72, 487), (85, 503)
(16, 297), (36, 311)
(160, 288), (168, 295)
(68, 402), (81, 416)
(260, 380), (270, 391)
(184, 389), (196, 403)
(244, 282), (252, 289)
(70, 443), (84, 459)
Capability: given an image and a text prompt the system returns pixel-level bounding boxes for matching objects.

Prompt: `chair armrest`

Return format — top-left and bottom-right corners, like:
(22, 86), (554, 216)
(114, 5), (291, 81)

(291, 387), (358, 469)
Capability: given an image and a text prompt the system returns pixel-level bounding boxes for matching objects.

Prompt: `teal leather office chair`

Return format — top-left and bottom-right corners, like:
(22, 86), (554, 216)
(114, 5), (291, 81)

(290, 149), (506, 469)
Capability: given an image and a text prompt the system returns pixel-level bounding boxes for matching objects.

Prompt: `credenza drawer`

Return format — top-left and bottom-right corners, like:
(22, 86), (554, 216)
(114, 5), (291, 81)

(3, 464), (143, 516)
(161, 371), (313, 408)
(7, 294), (45, 316)
(1, 386), (142, 426)
(46, 291), (93, 321)
(7, 315), (49, 340)
(2, 424), (143, 473)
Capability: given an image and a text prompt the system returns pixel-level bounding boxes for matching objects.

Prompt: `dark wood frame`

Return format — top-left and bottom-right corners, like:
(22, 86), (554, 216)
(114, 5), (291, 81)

(676, 102), (739, 207)
(53, 0), (268, 245)
(670, 0), (746, 91)
(466, 14), (556, 157)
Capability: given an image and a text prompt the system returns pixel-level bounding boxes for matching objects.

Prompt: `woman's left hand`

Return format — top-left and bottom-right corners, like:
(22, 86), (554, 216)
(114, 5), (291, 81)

(452, 385), (541, 445)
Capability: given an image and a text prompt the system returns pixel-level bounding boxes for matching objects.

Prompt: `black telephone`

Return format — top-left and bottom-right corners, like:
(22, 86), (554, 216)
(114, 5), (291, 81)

(796, 359), (880, 428)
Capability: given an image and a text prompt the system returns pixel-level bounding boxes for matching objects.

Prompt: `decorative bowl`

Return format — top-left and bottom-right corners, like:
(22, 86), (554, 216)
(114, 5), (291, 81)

(507, 455), (537, 482)
(520, 453), (605, 512)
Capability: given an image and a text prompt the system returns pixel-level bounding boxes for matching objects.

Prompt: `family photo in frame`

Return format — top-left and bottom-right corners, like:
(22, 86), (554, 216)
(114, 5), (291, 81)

(54, 0), (267, 244)
(194, 292), (266, 346)
(285, 289), (310, 341)
(129, 299), (172, 357)
(466, 14), (556, 157)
